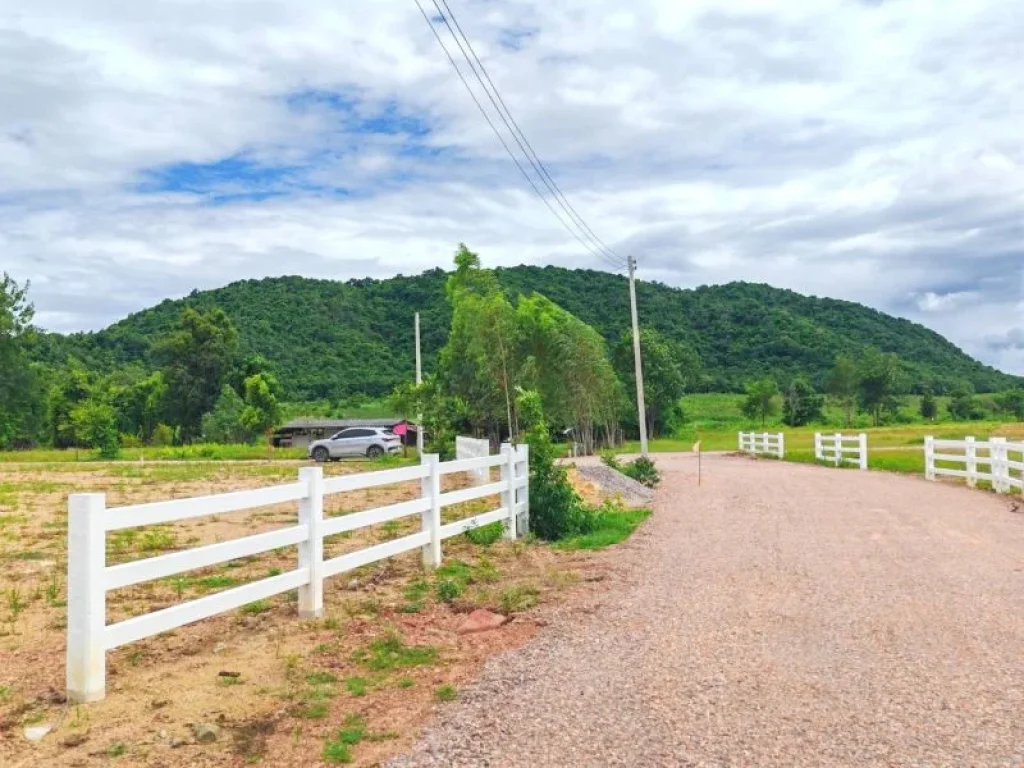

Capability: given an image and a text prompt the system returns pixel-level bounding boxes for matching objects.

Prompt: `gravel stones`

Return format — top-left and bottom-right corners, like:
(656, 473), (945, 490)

(391, 454), (1024, 767)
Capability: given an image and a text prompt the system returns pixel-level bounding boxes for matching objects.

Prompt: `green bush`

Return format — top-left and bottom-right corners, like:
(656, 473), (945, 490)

(518, 389), (597, 541)
(622, 456), (660, 488)
(464, 521), (503, 546)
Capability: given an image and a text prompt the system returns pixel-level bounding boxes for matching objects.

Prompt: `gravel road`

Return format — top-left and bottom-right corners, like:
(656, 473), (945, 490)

(391, 454), (1024, 767)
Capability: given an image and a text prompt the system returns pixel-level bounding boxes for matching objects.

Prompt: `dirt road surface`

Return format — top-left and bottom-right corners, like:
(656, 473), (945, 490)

(391, 454), (1024, 767)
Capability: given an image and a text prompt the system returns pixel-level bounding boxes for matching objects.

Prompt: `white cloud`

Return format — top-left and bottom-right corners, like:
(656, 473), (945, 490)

(1, 0), (1023, 376)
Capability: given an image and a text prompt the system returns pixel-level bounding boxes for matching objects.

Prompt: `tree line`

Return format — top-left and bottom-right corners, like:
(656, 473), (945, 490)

(741, 352), (1024, 428)
(1, 273), (281, 454)
(390, 246), (701, 455)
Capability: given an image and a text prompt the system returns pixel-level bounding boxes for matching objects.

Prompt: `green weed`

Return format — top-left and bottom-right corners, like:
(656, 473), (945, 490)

(499, 585), (540, 614)
(353, 634), (438, 671)
(300, 702), (329, 719)
(555, 508), (652, 551)
(434, 685), (457, 702)
(464, 521), (503, 546)
(344, 677), (369, 697)
(306, 671), (337, 685)
(240, 600), (271, 616)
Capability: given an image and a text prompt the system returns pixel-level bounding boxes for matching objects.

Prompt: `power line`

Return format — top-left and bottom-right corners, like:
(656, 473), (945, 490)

(412, 0), (624, 272)
(431, 0), (625, 270)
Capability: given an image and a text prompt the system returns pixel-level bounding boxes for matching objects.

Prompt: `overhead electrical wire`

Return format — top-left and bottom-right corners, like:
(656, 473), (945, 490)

(430, 0), (625, 271)
(412, 0), (626, 272)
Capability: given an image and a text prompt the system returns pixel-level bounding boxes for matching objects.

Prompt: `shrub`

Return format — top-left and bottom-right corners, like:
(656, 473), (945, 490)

(622, 456), (660, 489)
(518, 389), (597, 541)
(464, 521), (503, 547)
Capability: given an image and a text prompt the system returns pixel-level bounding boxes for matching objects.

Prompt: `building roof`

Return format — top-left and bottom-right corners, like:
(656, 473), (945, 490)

(278, 418), (412, 431)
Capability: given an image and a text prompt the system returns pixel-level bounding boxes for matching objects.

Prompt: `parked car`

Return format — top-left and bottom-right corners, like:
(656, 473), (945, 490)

(308, 427), (402, 461)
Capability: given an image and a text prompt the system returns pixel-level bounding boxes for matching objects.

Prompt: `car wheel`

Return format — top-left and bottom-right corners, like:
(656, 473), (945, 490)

(311, 446), (330, 463)
(366, 445), (384, 459)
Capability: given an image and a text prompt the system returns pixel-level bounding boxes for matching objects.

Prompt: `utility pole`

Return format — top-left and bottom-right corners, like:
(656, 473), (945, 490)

(415, 312), (424, 455)
(628, 256), (649, 456)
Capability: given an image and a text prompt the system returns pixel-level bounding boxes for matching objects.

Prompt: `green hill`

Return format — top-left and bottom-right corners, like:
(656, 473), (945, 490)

(28, 266), (1020, 399)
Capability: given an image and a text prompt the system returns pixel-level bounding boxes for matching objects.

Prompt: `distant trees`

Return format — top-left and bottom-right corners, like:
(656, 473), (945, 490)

(997, 389), (1024, 421)
(742, 378), (780, 427)
(827, 356), (860, 427)
(154, 307), (240, 442)
(782, 377), (824, 427)
(614, 328), (700, 439)
(0, 273), (44, 448)
(856, 351), (903, 427)
(920, 390), (938, 421)
(948, 384), (978, 421)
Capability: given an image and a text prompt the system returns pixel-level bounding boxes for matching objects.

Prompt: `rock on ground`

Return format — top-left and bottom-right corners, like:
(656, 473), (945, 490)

(572, 463), (654, 508)
(391, 454), (1024, 767)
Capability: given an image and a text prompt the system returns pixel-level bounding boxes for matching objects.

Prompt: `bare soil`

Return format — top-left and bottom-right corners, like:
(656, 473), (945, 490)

(392, 454), (1024, 767)
(0, 460), (607, 767)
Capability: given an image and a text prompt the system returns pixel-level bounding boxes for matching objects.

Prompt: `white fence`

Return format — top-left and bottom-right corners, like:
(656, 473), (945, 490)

(66, 445), (529, 703)
(815, 432), (868, 470)
(455, 436), (491, 486)
(925, 436), (1023, 493)
(738, 432), (785, 458)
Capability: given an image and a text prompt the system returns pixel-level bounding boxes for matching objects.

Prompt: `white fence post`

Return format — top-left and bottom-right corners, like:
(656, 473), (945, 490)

(66, 493), (106, 703)
(500, 443), (517, 541)
(778, 433), (785, 459)
(924, 436), (935, 481)
(991, 438), (1008, 493)
(297, 467), (324, 620)
(965, 436), (977, 488)
(859, 433), (868, 470)
(518, 444), (530, 537)
(738, 432), (744, 451)
(833, 433), (841, 466)
(814, 433), (822, 462)
(420, 453), (442, 567)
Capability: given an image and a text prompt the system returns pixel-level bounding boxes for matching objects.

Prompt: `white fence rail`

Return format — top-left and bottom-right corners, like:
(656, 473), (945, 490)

(925, 436), (1023, 493)
(738, 432), (785, 458)
(66, 445), (529, 703)
(815, 432), (868, 470)
(455, 436), (491, 486)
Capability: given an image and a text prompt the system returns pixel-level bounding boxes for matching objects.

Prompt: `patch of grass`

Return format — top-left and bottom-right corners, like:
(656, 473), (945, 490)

(435, 559), (473, 582)
(323, 715), (368, 764)
(106, 742), (127, 758)
(555, 508), (652, 551)
(0, 684), (11, 701)
(354, 634), (438, 671)
(10, 550), (44, 561)
(434, 578), (464, 604)
(139, 527), (177, 552)
(434, 684), (457, 702)
(305, 671), (338, 685)
(464, 521), (503, 546)
(473, 556), (501, 583)
(300, 702), (329, 719)
(344, 677), (370, 697)
(240, 599), (271, 616)
(195, 575), (239, 591)
(499, 585), (540, 614)
(397, 677), (414, 689)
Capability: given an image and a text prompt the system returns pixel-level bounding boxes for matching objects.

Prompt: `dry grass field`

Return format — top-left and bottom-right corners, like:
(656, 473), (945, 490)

(0, 459), (614, 767)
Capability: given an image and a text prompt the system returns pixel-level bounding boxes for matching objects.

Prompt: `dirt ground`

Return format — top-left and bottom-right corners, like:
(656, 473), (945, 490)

(392, 454), (1024, 767)
(0, 459), (617, 767)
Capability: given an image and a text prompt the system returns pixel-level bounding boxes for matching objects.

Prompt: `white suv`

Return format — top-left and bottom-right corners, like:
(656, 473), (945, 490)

(308, 427), (402, 461)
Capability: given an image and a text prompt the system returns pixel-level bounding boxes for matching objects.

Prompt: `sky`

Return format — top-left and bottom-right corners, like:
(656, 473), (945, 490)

(1, 0), (1022, 373)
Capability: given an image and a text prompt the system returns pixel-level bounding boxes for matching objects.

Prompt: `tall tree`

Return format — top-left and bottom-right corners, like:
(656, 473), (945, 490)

(0, 273), (44, 448)
(438, 245), (519, 441)
(613, 327), (701, 439)
(517, 293), (622, 453)
(153, 308), (240, 442)
(857, 351), (903, 426)
(827, 355), (860, 428)
(240, 372), (283, 438)
(742, 378), (780, 427)
(948, 383), (977, 421)
(782, 377), (824, 427)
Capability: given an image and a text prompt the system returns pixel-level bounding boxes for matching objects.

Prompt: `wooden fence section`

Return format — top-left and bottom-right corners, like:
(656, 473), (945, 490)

(737, 432), (785, 459)
(815, 432), (868, 470)
(66, 445), (529, 703)
(925, 436), (1023, 493)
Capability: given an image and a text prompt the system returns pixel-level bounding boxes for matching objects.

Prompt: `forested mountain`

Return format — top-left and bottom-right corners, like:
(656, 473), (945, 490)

(27, 266), (1020, 399)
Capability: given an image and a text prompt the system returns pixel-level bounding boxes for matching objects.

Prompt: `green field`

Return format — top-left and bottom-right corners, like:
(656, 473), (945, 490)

(617, 393), (1024, 481)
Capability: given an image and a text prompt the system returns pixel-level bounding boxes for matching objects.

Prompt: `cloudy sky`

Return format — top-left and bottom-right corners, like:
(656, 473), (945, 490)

(1, 0), (1022, 372)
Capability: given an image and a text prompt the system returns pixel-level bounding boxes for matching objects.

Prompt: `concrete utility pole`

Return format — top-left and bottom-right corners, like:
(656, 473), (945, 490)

(415, 312), (424, 455)
(628, 255), (649, 456)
